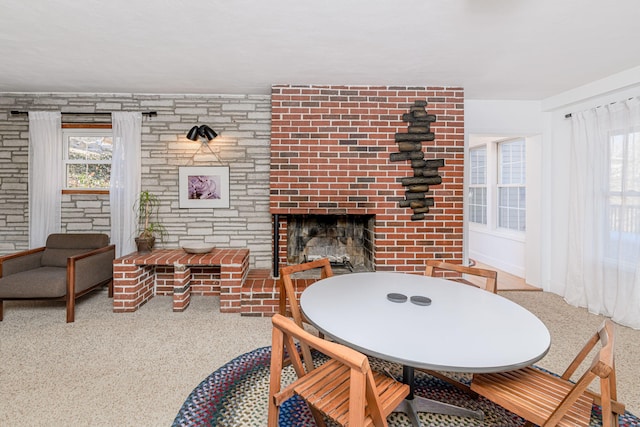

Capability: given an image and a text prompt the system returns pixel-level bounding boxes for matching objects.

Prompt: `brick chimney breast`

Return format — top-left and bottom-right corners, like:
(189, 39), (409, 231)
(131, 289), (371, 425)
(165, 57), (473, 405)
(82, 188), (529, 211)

(270, 85), (464, 274)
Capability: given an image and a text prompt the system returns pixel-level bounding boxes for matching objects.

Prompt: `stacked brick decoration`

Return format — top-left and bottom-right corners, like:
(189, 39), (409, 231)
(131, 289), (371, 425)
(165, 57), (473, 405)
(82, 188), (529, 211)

(391, 100), (445, 220)
(270, 84), (465, 274)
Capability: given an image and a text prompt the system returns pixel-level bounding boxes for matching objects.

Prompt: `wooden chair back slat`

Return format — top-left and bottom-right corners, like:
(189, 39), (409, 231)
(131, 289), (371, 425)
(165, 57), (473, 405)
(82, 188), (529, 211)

(425, 259), (498, 293)
(267, 314), (409, 427)
(470, 319), (624, 427)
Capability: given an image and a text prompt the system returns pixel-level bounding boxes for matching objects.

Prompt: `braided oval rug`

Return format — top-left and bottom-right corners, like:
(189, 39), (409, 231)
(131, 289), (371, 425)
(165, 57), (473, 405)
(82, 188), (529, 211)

(173, 346), (639, 427)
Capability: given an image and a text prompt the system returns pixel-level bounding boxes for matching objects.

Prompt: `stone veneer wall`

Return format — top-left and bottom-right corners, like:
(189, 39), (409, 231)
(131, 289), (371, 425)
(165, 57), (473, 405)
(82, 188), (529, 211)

(0, 93), (272, 269)
(270, 85), (465, 273)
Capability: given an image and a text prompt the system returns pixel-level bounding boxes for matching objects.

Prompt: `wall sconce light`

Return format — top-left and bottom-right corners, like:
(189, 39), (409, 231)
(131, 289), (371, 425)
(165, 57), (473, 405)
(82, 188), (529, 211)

(187, 125), (218, 142)
(185, 125), (224, 164)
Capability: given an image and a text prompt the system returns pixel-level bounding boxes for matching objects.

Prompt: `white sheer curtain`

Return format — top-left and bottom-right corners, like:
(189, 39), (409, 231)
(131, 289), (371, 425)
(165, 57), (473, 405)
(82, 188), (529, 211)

(110, 112), (142, 257)
(566, 97), (640, 329)
(28, 111), (62, 248)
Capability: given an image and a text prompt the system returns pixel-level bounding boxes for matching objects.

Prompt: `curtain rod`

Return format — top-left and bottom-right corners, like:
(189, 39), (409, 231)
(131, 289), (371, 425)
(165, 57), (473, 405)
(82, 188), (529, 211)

(564, 96), (637, 119)
(10, 110), (157, 117)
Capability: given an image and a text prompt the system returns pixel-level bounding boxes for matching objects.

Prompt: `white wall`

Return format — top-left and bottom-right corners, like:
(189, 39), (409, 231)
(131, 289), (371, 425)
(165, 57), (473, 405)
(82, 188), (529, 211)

(465, 100), (543, 284)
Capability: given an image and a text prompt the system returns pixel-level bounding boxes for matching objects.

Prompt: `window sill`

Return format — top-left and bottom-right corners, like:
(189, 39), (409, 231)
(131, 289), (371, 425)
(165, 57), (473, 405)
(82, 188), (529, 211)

(62, 189), (109, 195)
(469, 225), (526, 243)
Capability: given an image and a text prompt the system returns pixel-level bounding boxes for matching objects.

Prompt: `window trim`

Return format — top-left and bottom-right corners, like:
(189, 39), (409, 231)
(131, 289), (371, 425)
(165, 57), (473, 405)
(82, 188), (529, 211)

(62, 189), (110, 195)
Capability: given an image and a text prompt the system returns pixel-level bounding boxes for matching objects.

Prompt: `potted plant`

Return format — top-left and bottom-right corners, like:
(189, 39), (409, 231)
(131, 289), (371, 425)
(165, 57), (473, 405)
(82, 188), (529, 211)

(134, 190), (166, 253)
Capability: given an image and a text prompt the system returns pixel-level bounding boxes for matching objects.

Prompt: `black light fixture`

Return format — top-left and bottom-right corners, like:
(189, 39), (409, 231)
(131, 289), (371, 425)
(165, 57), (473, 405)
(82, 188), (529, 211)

(186, 124), (224, 164)
(186, 126), (200, 141)
(187, 125), (218, 142)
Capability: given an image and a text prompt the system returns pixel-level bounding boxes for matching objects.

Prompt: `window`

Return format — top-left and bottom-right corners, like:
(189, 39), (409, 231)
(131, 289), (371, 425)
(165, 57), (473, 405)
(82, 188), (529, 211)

(497, 139), (526, 231)
(469, 146), (487, 224)
(63, 128), (112, 189)
(607, 129), (640, 260)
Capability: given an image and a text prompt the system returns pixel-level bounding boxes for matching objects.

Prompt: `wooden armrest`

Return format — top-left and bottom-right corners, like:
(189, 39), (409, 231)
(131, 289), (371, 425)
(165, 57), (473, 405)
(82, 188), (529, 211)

(0, 247), (46, 277)
(67, 244), (116, 263)
(273, 382), (297, 406)
(67, 245), (116, 295)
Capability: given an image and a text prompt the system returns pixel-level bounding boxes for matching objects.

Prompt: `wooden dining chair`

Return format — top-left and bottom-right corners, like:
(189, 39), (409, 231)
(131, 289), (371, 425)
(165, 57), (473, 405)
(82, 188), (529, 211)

(471, 319), (624, 427)
(267, 314), (410, 427)
(418, 260), (499, 394)
(279, 258), (334, 326)
(278, 258), (333, 372)
(424, 259), (498, 293)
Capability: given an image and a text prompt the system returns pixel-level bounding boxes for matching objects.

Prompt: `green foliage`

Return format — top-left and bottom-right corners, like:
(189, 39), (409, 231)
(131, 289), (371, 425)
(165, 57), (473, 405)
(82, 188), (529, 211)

(66, 164), (111, 188)
(134, 190), (166, 240)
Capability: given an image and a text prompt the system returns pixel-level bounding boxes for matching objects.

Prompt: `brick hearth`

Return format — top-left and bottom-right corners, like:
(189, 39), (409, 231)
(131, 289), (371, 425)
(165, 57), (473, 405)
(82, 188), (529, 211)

(240, 268), (318, 317)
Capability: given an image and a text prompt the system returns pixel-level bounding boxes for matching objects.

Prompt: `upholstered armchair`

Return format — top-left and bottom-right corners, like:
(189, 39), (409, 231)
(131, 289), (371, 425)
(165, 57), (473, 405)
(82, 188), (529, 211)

(0, 233), (115, 322)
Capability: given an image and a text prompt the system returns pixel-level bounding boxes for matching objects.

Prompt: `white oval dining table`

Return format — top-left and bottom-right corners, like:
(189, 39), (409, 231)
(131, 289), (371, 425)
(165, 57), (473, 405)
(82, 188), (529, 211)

(300, 271), (551, 425)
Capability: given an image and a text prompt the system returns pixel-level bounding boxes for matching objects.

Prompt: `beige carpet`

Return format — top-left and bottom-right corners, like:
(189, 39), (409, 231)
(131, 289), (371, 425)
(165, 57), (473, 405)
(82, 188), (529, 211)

(0, 289), (637, 426)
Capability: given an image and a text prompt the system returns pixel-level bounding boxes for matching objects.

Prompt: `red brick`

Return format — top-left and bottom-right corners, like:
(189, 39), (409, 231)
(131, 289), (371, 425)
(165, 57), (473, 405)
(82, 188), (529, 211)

(270, 85), (463, 274)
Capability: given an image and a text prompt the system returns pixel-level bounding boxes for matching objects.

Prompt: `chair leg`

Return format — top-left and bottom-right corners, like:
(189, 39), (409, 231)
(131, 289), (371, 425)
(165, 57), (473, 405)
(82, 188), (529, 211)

(0, 300), (3, 321)
(66, 295), (75, 323)
(108, 279), (114, 298)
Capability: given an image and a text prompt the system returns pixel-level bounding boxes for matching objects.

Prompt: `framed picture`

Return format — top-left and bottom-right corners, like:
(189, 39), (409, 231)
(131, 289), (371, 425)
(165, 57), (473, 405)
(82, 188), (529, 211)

(179, 166), (230, 208)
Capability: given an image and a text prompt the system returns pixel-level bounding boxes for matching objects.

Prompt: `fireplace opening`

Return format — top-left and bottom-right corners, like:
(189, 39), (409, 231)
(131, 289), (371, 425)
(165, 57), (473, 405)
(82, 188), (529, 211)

(287, 214), (374, 274)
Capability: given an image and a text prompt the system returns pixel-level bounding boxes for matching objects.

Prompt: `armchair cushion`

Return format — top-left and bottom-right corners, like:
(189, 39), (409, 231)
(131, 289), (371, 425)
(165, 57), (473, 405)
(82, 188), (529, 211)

(0, 267), (67, 298)
(41, 233), (110, 268)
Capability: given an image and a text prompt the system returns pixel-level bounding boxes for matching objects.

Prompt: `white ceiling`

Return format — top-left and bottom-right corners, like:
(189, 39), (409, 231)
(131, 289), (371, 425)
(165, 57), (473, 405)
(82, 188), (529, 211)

(1, 0), (638, 100)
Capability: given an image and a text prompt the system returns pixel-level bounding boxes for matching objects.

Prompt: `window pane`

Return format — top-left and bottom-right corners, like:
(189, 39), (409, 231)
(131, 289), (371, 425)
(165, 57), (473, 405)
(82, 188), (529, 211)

(609, 135), (624, 192)
(608, 131), (640, 237)
(67, 136), (112, 161)
(499, 139), (525, 185)
(498, 186), (526, 231)
(469, 187), (487, 224)
(68, 138), (87, 160)
(470, 146), (486, 185)
(66, 163), (111, 188)
(498, 205), (509, 228)
(625, 132), (640, 192)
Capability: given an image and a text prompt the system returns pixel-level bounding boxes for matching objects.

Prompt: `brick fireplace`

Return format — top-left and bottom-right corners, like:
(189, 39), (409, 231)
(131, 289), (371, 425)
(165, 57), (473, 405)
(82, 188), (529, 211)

(286, 214), (375, 273)
(270, 84), (465, 275)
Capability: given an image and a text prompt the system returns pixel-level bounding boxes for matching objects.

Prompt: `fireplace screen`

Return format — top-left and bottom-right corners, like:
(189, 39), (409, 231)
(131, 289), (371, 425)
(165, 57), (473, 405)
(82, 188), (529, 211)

(286, 214), (374, 273)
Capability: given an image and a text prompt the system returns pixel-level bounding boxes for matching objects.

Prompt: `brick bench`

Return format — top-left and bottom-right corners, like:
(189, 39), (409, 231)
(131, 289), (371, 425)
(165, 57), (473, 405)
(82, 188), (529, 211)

(113, 248), (250, 313)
